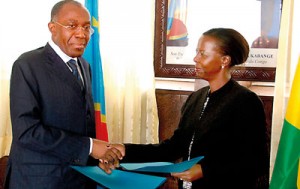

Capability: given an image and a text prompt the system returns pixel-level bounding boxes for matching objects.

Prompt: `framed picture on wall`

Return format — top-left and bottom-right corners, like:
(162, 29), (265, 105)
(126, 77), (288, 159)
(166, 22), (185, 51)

(154, 0), (282, 81)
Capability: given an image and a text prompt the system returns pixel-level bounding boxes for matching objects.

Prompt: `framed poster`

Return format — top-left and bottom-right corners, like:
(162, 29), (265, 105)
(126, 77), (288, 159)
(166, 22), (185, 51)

(154, 0), (282, 81)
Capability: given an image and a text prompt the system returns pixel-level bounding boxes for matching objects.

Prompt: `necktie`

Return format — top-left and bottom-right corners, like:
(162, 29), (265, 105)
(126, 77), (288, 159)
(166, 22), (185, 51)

(67, 59), (83, 87)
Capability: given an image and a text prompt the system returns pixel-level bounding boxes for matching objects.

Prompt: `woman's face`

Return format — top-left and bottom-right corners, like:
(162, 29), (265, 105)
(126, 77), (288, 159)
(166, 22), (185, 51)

(193, 35), (225, 81)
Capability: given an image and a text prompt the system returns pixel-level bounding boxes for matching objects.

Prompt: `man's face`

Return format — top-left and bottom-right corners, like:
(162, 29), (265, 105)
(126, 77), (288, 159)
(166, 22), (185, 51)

(48, 3), (91, 58)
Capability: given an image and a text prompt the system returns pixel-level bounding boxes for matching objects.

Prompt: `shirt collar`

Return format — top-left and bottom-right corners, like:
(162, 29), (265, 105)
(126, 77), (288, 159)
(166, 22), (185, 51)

(48, 39), (78, 63)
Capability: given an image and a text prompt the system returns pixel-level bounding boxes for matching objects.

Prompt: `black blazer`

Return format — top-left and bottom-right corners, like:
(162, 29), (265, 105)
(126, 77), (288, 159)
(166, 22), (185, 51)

(123, 80), (268, 189)
(6, 43), (96, 189)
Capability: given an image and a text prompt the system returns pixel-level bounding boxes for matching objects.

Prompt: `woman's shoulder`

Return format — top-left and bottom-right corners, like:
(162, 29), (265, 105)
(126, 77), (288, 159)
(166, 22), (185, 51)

(231, 80), (264, 108)
(232, 80), (259, 97)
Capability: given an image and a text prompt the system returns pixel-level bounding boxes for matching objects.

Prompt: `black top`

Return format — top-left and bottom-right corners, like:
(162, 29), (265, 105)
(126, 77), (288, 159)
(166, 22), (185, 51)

(123, 79), (268, 189)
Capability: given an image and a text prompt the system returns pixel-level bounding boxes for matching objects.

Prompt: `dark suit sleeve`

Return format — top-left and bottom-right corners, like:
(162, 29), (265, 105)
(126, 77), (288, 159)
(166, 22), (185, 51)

(10, 57), (91, 165)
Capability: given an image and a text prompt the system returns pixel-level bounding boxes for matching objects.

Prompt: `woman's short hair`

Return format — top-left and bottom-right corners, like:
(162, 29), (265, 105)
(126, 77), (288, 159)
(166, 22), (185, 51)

(203, 28), (249, 67)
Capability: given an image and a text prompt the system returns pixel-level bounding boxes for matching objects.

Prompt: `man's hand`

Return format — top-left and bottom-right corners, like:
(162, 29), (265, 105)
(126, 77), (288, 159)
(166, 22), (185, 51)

(90, 139), (125, 174)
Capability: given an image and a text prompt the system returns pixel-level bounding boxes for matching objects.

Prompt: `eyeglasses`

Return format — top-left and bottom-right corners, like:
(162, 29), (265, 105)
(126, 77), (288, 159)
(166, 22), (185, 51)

(53, 21), (94, 35)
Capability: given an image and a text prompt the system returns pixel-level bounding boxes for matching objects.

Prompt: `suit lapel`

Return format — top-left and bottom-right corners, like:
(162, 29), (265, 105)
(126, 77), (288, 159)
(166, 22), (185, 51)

(44, 44), (84, 93)
(77, 58), (87, 88)
(78, 57), (93, 94)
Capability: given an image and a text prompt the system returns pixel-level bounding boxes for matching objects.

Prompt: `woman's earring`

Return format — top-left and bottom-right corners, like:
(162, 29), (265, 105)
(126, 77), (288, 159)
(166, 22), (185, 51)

(221, 65), (225, 69)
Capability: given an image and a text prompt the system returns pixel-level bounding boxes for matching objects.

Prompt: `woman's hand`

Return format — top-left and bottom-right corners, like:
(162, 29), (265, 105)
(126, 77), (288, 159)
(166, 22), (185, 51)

(110, 143), (125, 157)
(171, 164), (203, 182)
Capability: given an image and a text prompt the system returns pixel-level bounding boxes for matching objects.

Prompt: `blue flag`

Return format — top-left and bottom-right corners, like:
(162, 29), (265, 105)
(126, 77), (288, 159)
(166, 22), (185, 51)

(84, 0), (108, 141)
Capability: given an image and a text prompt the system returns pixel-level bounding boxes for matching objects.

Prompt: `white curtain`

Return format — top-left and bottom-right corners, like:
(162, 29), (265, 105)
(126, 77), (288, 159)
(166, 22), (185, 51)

(270, 0), (300, 178)
(98, 0), (159, 144)
(0, 67), (12, 157)
(0, 0), (55, 157)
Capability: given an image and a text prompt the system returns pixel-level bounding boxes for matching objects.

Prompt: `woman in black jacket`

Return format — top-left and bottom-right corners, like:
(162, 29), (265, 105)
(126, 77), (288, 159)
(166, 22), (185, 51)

(113, 28), (269, 189)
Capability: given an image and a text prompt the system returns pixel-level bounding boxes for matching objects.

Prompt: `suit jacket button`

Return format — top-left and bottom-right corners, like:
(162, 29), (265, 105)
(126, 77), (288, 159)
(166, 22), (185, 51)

(73, 159), (80, 164)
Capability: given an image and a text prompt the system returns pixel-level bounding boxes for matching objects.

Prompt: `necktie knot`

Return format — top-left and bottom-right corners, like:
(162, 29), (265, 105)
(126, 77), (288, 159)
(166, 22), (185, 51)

(67, 59), (79, 77)
(68, 59), (77, 65)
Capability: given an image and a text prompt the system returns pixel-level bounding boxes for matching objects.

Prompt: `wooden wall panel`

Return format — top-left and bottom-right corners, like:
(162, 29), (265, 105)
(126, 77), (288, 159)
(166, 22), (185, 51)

(156, 89), (192, 141)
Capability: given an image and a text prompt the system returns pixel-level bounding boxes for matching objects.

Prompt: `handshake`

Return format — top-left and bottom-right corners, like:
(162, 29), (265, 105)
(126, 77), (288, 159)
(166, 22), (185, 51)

(90, 139), (125, 174)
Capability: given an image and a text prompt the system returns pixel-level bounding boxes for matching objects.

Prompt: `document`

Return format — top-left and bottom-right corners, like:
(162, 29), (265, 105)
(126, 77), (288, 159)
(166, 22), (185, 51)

(120, 156), (204, 173)
(71, 166), (166, 189)
(71, 156), (204, 189)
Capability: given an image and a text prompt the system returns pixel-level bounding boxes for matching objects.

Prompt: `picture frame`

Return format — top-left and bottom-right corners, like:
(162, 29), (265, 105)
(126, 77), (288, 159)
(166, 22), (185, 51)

(154, 0), (280, 82)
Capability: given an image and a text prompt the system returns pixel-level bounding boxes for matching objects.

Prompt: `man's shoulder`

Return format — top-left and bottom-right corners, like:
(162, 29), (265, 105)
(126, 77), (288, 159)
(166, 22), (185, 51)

(12, 45), (52, 70)
(17, 45), (47, 61)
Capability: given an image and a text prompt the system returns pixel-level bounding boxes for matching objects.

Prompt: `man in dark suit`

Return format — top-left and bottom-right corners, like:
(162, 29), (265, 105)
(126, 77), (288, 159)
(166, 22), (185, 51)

(5, 1), (124, 188)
